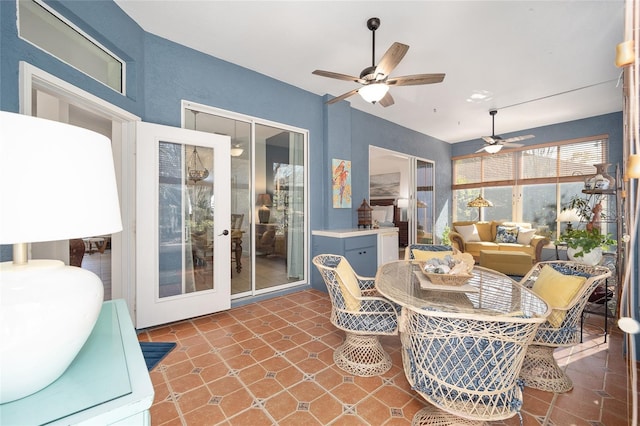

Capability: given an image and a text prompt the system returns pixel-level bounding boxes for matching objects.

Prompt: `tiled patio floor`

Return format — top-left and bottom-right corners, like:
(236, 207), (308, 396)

(137, 289), (636, 425)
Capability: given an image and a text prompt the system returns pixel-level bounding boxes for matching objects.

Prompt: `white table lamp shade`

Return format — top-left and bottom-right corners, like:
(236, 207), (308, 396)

(557, 208), (581, 223)
(0, 111), (122, 243)
(0, 111), (122, 403)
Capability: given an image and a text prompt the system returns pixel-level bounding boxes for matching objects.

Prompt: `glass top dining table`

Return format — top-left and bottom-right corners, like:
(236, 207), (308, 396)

(375, 261), (549, 319)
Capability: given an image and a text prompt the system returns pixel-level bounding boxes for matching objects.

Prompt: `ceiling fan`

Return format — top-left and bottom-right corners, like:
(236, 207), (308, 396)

(312, 17), (445, 107)
(476, 109), (534, 154)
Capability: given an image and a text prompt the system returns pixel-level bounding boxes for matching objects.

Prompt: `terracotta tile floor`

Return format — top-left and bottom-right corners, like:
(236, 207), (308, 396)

(137, 289), (636, 425)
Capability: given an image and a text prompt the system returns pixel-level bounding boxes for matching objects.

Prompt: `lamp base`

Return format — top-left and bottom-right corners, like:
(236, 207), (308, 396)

(259, 206), (270, 224)
(0, 260), (103, 403)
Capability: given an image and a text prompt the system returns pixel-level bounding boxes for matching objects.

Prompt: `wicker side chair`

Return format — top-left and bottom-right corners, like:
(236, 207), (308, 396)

(518, 261), (611, 393)
(400, 299), (547, 425)
(404, 244), (453, 260)
(313, 254), (399, 376)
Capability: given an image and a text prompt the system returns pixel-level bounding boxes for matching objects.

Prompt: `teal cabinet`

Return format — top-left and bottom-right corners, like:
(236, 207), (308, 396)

(1, 300), (154, 425)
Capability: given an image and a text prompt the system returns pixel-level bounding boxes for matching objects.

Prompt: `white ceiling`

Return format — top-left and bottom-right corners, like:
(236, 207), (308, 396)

(114, 1), (625, 144)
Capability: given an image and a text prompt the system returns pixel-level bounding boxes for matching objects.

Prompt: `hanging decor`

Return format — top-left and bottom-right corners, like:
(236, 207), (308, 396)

(332, 159), (352, 208)
(187, 111), (209, 182)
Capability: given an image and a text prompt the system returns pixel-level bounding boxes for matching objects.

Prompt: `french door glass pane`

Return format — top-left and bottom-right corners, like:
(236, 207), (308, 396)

(158, 141), (214, 298)
(256, 124), (305, 290)
(185, 108), (307, 296)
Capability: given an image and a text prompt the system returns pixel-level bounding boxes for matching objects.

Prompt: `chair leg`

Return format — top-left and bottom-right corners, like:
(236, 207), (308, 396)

(412, 403), (486, 425)
(519, 344), (573, 393)
(333, 333), (392, 377)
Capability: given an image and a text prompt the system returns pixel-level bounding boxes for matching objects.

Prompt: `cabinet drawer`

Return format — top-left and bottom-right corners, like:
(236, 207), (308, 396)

(344, 235), (375, 251)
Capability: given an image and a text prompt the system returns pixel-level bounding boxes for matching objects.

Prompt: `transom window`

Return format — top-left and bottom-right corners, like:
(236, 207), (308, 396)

(18, 0), (124, 94)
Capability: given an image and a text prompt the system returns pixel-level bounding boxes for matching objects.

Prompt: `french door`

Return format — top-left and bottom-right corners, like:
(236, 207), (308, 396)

(136, 122), (231, 328)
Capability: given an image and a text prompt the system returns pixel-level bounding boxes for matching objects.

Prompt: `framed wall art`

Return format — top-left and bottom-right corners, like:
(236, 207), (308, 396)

(332, 159), (352, 208)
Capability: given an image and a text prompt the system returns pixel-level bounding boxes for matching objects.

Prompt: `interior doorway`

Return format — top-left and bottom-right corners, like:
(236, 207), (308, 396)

(369, 146), (436, 247)
(20, 62), (139, 312)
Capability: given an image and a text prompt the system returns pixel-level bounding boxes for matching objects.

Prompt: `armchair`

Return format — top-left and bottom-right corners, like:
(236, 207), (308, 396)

(400, 301), (546, 424)
(518, 261), (611, 392)
(313, 254), (398, 376)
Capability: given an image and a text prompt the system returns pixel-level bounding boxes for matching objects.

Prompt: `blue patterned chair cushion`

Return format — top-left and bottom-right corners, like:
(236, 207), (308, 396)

(406, 314), (525, 412)
(549, 263), (592, 278)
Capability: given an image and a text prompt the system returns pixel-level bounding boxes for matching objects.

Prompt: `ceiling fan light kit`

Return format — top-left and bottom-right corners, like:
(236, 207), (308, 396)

(312, 17), (444, 107)
(359, 83), (389, 103)
(484, 144), (503, 154)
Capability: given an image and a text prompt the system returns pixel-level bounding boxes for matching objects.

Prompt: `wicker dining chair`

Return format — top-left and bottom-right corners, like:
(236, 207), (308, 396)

(313, 254), (399, 376)
(404, 244), (453, 261)
(518, 261), (611, 393)
(400, 296), (547, 425)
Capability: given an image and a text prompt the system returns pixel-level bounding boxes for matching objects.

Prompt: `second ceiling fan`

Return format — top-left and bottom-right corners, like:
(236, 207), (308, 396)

(476, 109), (534, 154)
(312, 17), (445, 107)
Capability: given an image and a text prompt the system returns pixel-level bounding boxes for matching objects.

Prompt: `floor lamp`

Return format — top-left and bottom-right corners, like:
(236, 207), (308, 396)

(467, 195), (493, 221)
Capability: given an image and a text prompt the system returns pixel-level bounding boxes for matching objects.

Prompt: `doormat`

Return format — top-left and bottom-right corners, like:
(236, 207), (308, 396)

(139, 342), (177, 371)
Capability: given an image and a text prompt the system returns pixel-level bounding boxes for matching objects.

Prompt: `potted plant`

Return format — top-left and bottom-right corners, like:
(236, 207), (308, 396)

(556, 228), (616, 265)
(557, 195), (616, 265)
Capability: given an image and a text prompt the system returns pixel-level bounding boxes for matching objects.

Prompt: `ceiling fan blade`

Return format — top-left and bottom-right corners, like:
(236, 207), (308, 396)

(378, 91), (394, 107)
(386, 73), (446, 86)
(482, 136), (497, 144)
(374, 42), (409, 78)
(312, 70), (365, 84)
(325, 88), (359, 104)
(502, 134), (534, 143)
(502, 142), (525, 148)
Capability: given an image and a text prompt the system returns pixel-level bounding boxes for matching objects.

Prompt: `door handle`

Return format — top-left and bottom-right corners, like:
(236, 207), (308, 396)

(219, 229), (229, 236)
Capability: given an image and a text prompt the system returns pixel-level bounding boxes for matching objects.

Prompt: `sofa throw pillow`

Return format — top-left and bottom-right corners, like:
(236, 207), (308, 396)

(517, 228), (537, 245)
(495, 226), (519, 243)
(531, 265), (586, 327)
(455, 224), (481, 242)
(474, 222), (493, 242)
(335, 258), (361, 311)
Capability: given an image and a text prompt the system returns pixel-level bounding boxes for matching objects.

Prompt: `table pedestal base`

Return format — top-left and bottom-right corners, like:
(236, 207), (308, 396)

(334, 333), (391, 377)
(412, 404), (486, 426)
(520, 344), (573, 393)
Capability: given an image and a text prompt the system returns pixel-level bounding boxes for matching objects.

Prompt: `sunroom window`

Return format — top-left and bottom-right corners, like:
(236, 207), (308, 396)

(452, 136), (609, 238)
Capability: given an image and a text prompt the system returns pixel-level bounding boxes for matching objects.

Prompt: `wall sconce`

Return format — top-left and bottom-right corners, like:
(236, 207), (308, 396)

(0, 111), (122, 403)
(627, 154), (640, 179)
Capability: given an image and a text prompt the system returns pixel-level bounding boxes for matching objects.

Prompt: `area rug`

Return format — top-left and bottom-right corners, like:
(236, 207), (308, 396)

(139, 342), (176, 371)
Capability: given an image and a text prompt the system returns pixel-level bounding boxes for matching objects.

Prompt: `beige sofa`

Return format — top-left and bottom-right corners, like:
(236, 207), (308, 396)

(449, 220), (549, 263)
